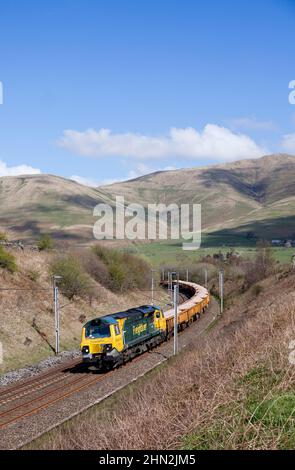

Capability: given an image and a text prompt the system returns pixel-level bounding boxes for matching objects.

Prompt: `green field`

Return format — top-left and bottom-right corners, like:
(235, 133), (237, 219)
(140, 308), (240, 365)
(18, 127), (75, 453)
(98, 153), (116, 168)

(122, 234), (295, 267)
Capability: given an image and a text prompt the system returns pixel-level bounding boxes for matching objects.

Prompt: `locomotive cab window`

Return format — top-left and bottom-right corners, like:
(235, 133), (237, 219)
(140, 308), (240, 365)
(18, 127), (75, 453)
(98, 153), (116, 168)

(155, 311), (161, 319)
(85, 322), (110, 339)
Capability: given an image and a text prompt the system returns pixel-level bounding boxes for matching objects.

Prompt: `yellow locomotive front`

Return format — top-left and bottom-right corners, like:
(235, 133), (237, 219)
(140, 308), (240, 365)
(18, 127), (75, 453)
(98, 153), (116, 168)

(81, 317), (124, 368)
(81, 305), (167, 369)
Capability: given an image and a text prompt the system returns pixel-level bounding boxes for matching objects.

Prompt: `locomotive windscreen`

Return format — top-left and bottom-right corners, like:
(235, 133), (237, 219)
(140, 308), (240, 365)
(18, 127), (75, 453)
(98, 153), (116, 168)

(85, 319), (111, 339)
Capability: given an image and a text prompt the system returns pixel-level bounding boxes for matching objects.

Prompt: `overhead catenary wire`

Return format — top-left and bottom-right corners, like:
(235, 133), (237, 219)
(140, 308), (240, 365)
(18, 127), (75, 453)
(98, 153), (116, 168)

(0, 287), (168, 292)
(0, 278), (186, 312)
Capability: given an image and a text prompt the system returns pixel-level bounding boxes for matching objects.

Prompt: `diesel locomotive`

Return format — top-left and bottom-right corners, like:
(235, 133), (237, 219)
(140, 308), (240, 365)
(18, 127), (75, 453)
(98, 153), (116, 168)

(80, 281), (210, 370)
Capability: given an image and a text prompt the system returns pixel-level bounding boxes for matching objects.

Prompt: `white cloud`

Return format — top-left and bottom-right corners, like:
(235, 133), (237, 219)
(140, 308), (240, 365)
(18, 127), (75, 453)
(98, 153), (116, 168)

(126, 163), (177, 180)
(127, 163), (155, 179)
(0, 160), (41, 177)
(228, 116), (276, 132)
(281, 133), (295, 153)
(70, 175), (99, 187)
(59, 124), (267, 162)
(70, 163), (178, 188)
(70, 163), (156, 188)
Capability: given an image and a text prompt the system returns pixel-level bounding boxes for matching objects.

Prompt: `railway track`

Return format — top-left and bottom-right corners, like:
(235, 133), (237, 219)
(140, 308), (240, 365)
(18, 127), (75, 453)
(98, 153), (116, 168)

(0, 357), (81, 401)
(0, 281), (204, 433)
(0, 371), (107, 429)
(0, 362), (84, 406)
(0, 353), (146, 430)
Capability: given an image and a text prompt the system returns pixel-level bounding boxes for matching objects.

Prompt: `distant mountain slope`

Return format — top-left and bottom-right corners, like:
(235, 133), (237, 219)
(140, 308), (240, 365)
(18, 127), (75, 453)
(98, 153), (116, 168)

(102, 154), (295, 238)
(1, 154), (295, 242)
(0, 174), (112, 241)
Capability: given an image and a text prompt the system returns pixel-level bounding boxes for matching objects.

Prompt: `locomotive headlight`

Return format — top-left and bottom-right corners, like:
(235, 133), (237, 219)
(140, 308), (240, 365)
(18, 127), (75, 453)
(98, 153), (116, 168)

(82, 346), (89, 354)
(103, 344), (113, 352)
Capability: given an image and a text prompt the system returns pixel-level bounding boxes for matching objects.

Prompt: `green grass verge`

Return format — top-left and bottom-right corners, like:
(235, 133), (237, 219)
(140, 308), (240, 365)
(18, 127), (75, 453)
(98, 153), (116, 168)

(182, 366), (295, 450)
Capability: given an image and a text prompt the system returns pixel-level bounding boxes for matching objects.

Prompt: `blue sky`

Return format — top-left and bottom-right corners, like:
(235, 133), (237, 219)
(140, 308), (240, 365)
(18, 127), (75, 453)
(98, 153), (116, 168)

(0, 0), (295, 185)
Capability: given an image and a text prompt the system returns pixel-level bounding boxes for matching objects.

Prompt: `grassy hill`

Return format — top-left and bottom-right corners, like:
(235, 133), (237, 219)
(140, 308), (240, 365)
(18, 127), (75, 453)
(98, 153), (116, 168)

(1, 154), (295, 243)
(0, 174), (114, 242)
(102, 153), (295, 240)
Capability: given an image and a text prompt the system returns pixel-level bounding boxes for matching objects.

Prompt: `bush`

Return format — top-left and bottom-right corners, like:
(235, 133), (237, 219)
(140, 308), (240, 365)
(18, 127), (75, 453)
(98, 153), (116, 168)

(108, 262), (127, 291)
(254, 240), (275, 278)
(245, 240), (275, 287)
(0, 246), (18, 273)
(92, 245), (150, 292)
(38, 234), (54, 251)
(77, 250), (111, 287)
(188, 263), (217, 285)
(50, 256), (94, 300)
(0, 231), (8, 242)
(252, 284), (263, 296)
(27, 269), (40, 282)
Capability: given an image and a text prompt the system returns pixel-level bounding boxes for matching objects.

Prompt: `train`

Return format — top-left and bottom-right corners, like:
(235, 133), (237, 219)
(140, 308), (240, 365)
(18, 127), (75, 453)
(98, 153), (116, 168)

(80, 281), (210, 370)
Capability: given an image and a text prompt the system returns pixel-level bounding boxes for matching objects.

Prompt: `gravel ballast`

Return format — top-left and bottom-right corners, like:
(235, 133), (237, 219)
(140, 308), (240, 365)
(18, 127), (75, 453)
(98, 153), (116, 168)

(0, 350), (80, 388)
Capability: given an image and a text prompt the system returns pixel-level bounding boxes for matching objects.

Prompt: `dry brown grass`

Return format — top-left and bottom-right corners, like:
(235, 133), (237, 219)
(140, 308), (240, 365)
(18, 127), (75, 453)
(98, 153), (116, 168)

(27, 270), (295, 450)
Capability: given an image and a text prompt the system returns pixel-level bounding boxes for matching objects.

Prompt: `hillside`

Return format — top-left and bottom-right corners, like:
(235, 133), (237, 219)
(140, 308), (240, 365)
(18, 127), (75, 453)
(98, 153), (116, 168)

(0, 174), (113, 242)
(1, 154), (295, 242)
(27, 266), (295, 450)
(0, 247), (168, 374)
(102, 154), (295, 239)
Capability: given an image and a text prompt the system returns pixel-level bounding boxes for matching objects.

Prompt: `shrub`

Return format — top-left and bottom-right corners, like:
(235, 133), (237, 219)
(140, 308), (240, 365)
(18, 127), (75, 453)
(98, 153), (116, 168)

(245, 240), (275, 287)
(255, 239), (275, 278)
(108, 262), (127, 291)
(0, 231), (8, 242)
(252, 284), (263, 296)
(0, 246), (18, 273)
(92, 244), (110, 265)
(92, 245), (150, 292)
(27, 269), (40, 282)
(77, 250), (111, 288)
(50, 256), (94, 300)
(188, 263), (217, 285)
(38, 234), (54, 251)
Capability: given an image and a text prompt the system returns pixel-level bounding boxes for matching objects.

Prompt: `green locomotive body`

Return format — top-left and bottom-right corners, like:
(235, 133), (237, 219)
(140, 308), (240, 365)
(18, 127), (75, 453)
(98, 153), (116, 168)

(81, 305), (166, 369)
